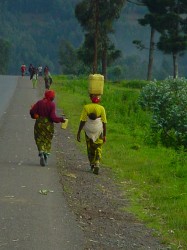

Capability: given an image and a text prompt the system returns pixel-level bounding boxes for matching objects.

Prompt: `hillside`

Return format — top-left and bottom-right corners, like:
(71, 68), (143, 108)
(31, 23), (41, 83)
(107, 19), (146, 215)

(0, 1), (187, 79)
(0, 0), (82, 74)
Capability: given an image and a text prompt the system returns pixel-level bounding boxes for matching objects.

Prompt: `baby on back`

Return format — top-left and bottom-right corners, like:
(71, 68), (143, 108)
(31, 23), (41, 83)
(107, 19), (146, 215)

(88, 113), (97, 120)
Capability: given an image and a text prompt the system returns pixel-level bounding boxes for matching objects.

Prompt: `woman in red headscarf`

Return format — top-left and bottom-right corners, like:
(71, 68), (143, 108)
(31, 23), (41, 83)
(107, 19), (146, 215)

(21, 64), (26, 77)
(77, 94), (107, 175)
(30, 89), (65, 166)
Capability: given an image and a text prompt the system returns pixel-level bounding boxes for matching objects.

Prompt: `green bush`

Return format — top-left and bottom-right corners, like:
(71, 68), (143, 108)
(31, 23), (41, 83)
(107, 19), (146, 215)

(138, 77), (187, 148)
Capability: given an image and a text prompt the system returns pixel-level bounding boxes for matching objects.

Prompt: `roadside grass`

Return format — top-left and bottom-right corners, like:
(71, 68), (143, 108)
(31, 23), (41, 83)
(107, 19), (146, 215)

(52, 75), (187, 250)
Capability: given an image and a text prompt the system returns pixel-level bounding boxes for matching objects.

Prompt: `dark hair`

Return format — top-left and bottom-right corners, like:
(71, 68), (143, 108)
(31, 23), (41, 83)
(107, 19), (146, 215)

(88, 113), (97, 120)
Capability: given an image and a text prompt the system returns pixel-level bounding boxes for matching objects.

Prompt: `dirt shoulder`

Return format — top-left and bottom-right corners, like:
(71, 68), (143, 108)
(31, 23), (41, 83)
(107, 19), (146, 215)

(53, 125), (169, 250)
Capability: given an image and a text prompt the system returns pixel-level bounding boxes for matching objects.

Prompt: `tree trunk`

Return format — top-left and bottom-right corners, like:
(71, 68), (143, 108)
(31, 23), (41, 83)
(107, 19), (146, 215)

(173, 52), (178, 78)
(102, 47), (107, 81)
(93, 0), (99, 74)
(172, 2), (179, 79)
(147, 27), (155, 81)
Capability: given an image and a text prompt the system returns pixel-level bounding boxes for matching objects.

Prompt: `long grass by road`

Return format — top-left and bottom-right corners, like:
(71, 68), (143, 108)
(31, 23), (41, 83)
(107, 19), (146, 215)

(52, 75), (187, 250)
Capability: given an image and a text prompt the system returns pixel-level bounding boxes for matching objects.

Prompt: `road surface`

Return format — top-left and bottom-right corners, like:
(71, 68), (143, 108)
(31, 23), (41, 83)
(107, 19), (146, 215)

(0, 76), (84, 250)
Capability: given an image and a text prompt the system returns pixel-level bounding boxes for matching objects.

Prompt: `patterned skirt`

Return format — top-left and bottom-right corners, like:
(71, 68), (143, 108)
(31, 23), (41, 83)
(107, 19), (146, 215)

(85, 133), (103, 165)
(34, 117), (54, 154)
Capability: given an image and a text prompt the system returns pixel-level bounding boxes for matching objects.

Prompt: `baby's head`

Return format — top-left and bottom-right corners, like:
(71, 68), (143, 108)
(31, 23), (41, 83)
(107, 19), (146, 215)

(88, 113), (97, 120)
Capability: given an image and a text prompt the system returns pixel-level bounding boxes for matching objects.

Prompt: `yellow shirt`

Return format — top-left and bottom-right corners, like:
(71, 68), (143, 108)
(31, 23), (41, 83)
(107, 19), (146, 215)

(80, 103), (107, 123)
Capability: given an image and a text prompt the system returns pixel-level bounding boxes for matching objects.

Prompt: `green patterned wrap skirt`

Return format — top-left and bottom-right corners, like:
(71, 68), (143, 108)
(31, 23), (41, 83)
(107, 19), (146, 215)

(85, 133), (103, 165)
(34, 117), (54, 154)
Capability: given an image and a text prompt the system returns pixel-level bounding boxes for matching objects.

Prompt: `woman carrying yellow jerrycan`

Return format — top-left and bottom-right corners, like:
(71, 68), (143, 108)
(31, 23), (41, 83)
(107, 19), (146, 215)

(77, 74), (107, 175)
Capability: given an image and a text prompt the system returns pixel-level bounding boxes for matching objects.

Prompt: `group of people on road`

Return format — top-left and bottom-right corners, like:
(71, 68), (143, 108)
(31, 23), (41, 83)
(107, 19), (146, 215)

(29, 70), (107, 175)
(20, 64), (53, 90)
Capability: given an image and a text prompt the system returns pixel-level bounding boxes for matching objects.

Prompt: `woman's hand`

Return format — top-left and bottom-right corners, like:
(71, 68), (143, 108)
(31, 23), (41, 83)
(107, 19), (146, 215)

(61, 117), (65, 123)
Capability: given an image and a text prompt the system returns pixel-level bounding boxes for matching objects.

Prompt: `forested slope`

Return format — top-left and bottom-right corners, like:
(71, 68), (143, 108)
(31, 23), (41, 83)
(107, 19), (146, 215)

(0, 0), (187, 79)
(0, 0), (82, 74)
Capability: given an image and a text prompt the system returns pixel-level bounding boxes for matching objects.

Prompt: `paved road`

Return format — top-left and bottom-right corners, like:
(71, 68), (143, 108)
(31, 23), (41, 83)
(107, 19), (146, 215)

(0, 76), (84, 250)
(0, 76), (17, 118)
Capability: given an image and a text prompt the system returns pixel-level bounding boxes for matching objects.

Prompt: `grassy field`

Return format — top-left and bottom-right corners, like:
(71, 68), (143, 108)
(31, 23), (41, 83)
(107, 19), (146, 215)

(52, 75), (187, 250)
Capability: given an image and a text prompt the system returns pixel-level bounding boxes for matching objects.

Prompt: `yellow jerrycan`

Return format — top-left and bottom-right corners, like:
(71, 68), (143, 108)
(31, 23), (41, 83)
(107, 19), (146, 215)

(88, 74), (104, 95)
(61, 119), (68, 129)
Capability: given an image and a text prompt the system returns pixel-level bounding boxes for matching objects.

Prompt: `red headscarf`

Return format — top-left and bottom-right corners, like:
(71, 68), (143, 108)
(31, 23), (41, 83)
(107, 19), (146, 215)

(44, 90), (55, 101)
(91, 95), (100, 103)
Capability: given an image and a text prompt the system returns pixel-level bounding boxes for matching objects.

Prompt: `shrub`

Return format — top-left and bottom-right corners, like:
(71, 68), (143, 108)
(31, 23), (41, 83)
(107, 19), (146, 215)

(138, 77), (187, 148)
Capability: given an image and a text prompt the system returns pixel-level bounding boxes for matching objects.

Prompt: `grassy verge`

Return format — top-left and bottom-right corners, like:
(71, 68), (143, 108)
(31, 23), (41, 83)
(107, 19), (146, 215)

(52, 75), (187, 250)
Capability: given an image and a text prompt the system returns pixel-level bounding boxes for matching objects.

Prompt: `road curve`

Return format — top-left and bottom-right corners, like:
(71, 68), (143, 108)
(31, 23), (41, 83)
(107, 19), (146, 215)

(0, 76), (84, 250)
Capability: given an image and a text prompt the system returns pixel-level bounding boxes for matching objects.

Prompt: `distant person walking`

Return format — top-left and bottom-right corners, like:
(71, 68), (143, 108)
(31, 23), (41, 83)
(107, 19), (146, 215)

(38, 65), (43, 76)
(30, 67), (38, 89)
(44, 66), (53, 89)
(77, 94), (107, 175)
(28, 64), (34, 80)
(44, 65), (49, 75)
(21, 64), (26, 77)
(30, 89), (66, 166)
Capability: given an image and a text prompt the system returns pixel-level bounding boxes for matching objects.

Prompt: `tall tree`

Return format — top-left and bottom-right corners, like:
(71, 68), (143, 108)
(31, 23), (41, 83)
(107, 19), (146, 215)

(157, 0), (187, 78)
(133, 0), (187, 79)
(77, 32), (121, 76)
(75, 0), (126, 79)
(93, 0), (99, 73)
(133, 0), (169, 80)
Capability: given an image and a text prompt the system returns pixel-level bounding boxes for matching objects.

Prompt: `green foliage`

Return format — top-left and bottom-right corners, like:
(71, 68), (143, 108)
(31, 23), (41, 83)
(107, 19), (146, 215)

(139, 77), (187, 148)
(0, 38), (11, 74)
(109, 65), (123, 81)
(155, 1), (187, 78)
(53, 75), (187, 248)
(77, 33), (97, 70)
(157, 32), (187, 55)
(114, 55), (148, 80)
(0, 0), (82, 74)
(1, 0), (187, 80)
(77, 33), (122, 74)
(75, 0), (126, 31)
(59, 39), (88, 75)
(121, 79), (148, 89)
(75, 0), (125, 74)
